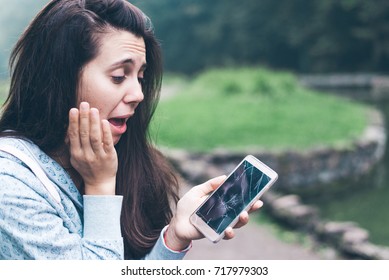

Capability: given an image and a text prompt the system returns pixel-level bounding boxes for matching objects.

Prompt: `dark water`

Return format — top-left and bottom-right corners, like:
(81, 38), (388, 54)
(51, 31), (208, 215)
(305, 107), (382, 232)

(302, 101), (389, 247)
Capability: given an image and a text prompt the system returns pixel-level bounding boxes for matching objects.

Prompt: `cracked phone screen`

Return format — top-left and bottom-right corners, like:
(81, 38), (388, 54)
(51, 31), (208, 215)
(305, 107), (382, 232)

(196, 160), (271, 234)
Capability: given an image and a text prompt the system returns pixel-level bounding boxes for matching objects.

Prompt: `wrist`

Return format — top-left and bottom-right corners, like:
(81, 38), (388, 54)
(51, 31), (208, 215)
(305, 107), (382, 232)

(84, 178), (116, 195)
(164, 224), (191, 252)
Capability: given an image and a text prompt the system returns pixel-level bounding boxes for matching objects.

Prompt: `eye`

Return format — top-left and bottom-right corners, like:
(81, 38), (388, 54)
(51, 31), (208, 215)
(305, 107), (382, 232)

(111, 76), (125, 84)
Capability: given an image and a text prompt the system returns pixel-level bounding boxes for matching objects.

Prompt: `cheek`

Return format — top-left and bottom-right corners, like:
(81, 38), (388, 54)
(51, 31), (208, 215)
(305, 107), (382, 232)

(78, 71), (123, 117)
(78, 69), (108, 101)
(79, 84), (122, 118)
(79, 77), (106, 105)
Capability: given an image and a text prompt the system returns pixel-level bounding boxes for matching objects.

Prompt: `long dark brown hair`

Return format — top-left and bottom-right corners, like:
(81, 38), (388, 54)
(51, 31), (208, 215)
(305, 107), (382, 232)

(0, 0), (179, 259)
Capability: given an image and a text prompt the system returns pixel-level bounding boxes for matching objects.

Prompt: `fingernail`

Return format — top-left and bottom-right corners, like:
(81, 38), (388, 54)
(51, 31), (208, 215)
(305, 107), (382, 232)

(69, 108), (77, 116)
(90, 108), (98, 117)
(80, 102), (89, 110)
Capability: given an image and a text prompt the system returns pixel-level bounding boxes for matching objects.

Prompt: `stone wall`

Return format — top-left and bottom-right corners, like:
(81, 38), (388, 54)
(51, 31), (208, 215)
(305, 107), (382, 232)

(299, 74), (389, 102)
(263, 192), (389, 260)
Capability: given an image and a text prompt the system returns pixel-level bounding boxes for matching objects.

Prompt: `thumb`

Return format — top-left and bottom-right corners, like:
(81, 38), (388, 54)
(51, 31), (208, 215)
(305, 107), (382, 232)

(194, 175), (227, 197)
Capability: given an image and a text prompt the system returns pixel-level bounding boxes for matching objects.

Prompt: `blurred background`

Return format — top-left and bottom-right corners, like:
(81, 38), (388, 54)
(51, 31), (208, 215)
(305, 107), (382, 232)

(1, 0), (388, 77)
(133, 0), (389, 75)
(1, 0), (389, 259)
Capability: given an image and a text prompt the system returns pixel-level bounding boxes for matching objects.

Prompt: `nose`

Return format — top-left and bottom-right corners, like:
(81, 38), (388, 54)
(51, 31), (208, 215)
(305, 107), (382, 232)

(123, 77), (144, 105)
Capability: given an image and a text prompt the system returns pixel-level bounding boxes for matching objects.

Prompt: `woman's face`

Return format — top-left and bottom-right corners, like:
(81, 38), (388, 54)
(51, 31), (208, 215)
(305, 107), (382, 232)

(78, 30), (146, 144)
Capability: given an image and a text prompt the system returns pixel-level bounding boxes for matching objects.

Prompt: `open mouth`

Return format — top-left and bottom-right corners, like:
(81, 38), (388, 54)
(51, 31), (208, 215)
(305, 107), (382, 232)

(108, 118), (126, 127)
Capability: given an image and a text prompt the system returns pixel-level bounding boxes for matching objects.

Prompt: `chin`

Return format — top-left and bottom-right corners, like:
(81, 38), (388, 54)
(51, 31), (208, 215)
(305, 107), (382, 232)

(112, 135), (121, 145)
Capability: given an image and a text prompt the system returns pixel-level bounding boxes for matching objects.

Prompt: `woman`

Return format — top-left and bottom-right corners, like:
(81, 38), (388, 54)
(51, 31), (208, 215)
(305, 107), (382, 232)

(0, 0), (261, 260)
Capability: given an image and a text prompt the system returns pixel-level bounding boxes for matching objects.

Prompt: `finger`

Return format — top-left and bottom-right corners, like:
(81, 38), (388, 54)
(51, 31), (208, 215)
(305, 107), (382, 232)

(89, 108), (103, 153)
(191, 175), (227, 197)
(248, 200), (264, 213)
(67, 108), (81, 152)
(79, 102), (91, 148)
(101, 119), (115, 154)
(234, 211), (249, 229)
(223, 227), (235, 240)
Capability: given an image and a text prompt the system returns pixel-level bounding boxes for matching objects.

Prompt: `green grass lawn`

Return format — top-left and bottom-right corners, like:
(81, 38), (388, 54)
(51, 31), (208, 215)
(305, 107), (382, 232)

(153, 67), (369, 152)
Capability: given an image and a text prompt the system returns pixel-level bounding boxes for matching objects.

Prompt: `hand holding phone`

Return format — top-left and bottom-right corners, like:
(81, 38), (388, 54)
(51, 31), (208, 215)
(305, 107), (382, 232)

(190, 155), (278, 243)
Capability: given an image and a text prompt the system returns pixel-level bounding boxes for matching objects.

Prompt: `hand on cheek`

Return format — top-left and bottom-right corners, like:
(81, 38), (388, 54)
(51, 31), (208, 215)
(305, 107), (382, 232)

(67, 102), (118, 195)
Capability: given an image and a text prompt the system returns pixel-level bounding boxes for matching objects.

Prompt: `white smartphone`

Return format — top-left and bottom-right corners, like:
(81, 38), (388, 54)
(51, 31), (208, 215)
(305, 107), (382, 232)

(190, 155), (278, 243)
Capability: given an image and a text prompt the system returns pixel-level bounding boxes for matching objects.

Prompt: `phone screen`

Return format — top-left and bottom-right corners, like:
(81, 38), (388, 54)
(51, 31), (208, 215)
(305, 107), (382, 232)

(195, 160), (271, 234)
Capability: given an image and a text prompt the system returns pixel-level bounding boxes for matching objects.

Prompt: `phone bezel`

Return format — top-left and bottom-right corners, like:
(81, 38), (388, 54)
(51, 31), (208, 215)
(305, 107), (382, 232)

(189, 155), (278, 243)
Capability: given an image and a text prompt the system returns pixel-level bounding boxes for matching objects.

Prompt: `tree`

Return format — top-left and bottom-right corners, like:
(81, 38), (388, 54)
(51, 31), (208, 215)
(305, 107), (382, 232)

(131, 0), (389, 74)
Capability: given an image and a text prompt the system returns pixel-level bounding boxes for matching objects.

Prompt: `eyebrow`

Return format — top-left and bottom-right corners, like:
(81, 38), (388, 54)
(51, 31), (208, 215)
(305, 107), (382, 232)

(110, 58), (147, 71)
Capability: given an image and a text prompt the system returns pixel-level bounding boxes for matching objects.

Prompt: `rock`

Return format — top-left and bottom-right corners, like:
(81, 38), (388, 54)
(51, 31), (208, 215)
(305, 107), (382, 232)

(342, 227), (370, 245)
(343, 242), (382, 260)
(271, 194), (300, 210)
